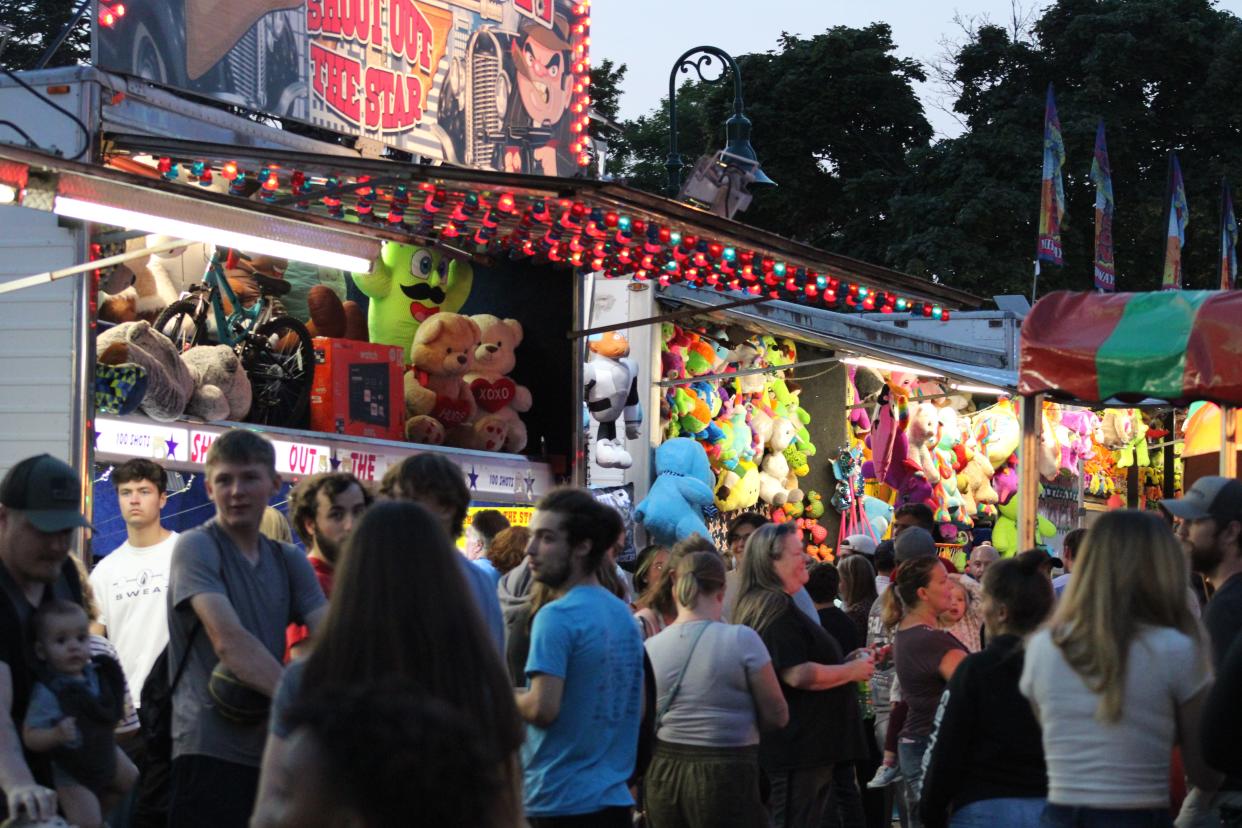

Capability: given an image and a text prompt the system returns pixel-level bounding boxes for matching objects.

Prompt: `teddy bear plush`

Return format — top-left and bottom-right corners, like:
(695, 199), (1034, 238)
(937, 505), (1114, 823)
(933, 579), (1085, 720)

(463, 315), (532, 453)
(906, 402), (942, 485)
(304, 285), (369, 342)
(181, 345), (252, 421)
(403, 313), (481, 446)
(353, 242), (473, 353)
(96, 321), (194, 421)
(634, 438), (715, 546)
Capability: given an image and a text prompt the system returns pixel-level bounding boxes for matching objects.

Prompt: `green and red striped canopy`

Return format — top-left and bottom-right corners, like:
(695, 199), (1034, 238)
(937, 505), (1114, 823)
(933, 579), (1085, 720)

(1019, 291), (1242, 405)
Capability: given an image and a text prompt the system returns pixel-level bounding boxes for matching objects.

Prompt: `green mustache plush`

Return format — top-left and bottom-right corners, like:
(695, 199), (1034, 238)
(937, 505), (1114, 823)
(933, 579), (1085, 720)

(351, 242), (474, 353)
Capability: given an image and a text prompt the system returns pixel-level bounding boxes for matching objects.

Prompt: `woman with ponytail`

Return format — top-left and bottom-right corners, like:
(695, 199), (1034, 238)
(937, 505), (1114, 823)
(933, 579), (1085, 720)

(642, 549), (788, 827)
(885, 556), (968, 827)
(920, 553), (1054, 828)
(1019, 511), (1219, 828)
(734, 523), (875, 828)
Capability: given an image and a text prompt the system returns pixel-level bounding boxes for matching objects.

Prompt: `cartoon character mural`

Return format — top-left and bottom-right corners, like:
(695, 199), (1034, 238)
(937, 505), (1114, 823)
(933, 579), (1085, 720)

(440, 10), (578, 176)
(98, 0), (585, 175)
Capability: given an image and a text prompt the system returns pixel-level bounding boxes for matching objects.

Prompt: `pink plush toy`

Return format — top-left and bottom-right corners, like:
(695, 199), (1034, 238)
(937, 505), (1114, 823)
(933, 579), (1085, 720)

(992, 455), (1019, 505)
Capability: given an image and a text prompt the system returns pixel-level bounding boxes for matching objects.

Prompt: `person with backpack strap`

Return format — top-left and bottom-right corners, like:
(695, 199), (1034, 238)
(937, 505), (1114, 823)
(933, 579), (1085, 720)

(163, 431), (326, 828)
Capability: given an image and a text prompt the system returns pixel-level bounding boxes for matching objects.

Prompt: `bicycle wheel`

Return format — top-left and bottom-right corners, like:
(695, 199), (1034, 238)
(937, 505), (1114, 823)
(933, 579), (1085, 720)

(153, 299), (207, 352)
(242, 316), (315, 429)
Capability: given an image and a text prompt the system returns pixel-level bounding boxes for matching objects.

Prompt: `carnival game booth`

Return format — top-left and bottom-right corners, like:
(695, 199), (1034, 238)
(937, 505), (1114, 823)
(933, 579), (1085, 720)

(0, 134), (991, 556)
(631, 278), (1021, 561)
(1016, 290), (1242, 550)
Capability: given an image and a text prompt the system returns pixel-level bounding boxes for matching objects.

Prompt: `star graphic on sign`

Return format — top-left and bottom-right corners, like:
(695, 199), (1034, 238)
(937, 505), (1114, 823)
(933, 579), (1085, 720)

(164, 438), (178, 459)
(523, 473), (536, 498)
(467, 465), (479, 490)
(92, 431), (100, 448)
(330, 455), (342, 470)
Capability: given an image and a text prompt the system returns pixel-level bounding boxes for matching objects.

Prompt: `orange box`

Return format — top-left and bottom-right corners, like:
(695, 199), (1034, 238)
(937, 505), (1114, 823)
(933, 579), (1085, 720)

(309, 338), (404, 440)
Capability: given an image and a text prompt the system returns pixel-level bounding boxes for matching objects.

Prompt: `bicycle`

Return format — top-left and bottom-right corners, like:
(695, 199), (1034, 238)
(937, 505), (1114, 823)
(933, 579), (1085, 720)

(153, 251), (315, 429)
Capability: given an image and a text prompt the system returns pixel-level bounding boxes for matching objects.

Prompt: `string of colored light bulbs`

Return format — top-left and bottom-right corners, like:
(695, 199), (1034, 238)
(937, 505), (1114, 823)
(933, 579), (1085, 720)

(156, 158), (951, 320)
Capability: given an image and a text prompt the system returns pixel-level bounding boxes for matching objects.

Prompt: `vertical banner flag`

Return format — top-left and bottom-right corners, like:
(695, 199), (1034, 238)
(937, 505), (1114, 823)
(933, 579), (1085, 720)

(1037, 84), (1066, 265)
(1222, 179), (1238, 290)
(1162, 155), (1189, 290)
(1091, 121), (1116, 291)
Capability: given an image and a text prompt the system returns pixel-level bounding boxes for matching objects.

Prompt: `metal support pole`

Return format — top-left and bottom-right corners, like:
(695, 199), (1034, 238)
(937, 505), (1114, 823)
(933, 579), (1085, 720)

(1222, 405), (1238, 478)
(0, 238), (193, 296)
(570, 270), (588, 488)
(1018, 394), (1042, 552)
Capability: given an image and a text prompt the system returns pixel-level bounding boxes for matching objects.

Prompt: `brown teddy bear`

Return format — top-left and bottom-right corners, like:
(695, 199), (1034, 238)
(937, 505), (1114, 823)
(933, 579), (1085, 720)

(463, 315), (532, 453)
(304, 285), (369, 342)
(403, 313), (481, 446)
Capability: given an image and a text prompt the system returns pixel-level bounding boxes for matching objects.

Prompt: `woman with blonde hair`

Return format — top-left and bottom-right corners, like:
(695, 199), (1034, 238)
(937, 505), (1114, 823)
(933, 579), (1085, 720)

(635, 536), (715, 640)
(642, 550), (788, 827)
(1019, 510), (1219, 828)
(733, 523), (874, 828)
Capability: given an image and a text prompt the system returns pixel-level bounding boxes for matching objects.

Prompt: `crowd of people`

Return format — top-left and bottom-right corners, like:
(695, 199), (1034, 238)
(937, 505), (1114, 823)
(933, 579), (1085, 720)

(0, 435), (1241, 828)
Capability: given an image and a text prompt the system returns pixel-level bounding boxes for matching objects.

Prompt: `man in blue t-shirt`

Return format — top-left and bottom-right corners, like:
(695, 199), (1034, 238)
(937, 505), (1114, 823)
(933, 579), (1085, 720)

(516, 488), (643, 827)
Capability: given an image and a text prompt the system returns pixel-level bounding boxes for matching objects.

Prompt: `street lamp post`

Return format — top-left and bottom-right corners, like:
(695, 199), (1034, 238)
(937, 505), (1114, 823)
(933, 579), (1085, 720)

(665, 46), (774, 198)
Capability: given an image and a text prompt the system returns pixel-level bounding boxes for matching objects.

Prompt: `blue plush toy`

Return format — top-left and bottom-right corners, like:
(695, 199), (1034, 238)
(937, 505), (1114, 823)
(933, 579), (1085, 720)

(635, 438), (715, 546)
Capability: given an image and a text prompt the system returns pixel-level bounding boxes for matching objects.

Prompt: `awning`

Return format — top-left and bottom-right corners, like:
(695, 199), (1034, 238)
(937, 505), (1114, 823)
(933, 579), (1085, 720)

(659, 284), (1018, 392)
(1019, 291), (1242, 406)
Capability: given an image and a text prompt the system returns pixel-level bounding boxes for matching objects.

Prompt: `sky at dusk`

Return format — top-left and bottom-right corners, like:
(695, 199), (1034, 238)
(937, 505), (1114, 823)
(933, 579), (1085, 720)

(593, 0), (1242, 140)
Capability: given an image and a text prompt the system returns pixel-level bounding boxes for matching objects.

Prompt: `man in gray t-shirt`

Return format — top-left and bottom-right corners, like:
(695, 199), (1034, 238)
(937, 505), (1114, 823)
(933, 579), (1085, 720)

(166, 430), (327, 827)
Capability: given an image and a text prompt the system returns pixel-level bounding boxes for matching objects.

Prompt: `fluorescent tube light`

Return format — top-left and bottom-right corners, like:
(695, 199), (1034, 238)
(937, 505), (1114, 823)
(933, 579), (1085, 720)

(54, 195), (376, 273)
(950, 383), (1010, 396)
(840, 356), (944, 378)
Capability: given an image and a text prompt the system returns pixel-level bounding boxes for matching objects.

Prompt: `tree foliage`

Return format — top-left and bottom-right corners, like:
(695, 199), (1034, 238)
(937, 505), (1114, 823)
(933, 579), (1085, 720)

(889, 0), (1242, 295)
(0, 0), (90, 71)
(603, 0), (1242, 297)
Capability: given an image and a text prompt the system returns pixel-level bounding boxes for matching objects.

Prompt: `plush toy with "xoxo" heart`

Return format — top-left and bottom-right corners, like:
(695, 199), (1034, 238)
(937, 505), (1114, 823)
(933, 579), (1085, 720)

(463, 315), (532, 453)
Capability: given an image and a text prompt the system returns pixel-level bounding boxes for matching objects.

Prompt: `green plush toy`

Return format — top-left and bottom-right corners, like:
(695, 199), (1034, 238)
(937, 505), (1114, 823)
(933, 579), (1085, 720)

(992, 491), (1058, 556)
(351, 242), (473, 352)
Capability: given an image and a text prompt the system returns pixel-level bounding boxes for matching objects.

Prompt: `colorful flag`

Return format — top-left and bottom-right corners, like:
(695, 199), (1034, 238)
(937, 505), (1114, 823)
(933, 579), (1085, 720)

(1162, 155), (1189, 290)
(1090, 121), (1115, 291)
(1222, 179), (1238, 291)
(1037, 84), (1066, 266)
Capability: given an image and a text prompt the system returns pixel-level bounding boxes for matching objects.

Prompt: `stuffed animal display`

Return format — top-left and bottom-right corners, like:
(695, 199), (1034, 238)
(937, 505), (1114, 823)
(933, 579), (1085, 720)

(661, 327), (816, 512)
(95, 237), (539, 455)
(96, 321), (257, 424)
(585, 331), (643, 469)
(634, 438), (715, 546)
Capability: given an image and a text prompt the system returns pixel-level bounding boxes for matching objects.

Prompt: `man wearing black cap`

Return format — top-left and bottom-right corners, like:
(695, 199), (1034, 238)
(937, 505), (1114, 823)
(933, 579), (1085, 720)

(1162, 477), (1242, 666)
(0, 454), (92, 822)
(1162, 476), (1242, 827)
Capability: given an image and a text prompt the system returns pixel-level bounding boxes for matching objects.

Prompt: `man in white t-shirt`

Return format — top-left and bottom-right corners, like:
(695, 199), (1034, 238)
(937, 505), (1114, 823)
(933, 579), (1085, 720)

(89, 458), (177, 701)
